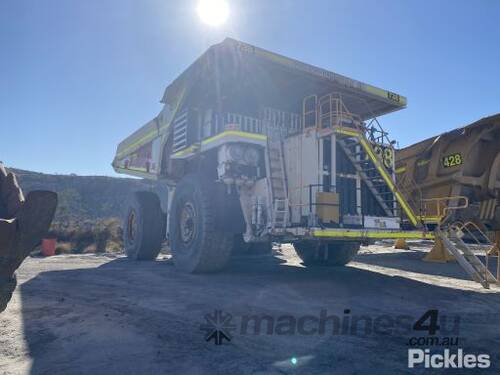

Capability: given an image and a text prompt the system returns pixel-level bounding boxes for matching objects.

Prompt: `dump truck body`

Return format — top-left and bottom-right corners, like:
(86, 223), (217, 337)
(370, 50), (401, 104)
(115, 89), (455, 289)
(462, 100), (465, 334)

(396, 114), (500, 229)
(113, 38), (406, 181)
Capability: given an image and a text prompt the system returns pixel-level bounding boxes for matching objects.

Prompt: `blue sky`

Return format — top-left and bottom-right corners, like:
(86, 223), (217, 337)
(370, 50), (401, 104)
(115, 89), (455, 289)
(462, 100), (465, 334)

(1, 0), (499, 176)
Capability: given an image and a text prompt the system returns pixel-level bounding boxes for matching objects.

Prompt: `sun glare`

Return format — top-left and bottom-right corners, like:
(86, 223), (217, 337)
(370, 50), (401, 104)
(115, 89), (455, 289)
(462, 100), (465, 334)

(197, 0), (229, 27)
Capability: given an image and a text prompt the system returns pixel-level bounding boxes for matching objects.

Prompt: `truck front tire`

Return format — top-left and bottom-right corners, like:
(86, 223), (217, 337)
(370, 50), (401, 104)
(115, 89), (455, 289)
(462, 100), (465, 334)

(124, 191), (163, 261)
(169, 175), (232, 273)
(294, 241), (360, 266)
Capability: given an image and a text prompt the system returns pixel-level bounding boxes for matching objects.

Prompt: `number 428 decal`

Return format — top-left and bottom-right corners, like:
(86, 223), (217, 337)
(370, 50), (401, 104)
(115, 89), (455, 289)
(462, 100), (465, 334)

(442, 153), (463, 168)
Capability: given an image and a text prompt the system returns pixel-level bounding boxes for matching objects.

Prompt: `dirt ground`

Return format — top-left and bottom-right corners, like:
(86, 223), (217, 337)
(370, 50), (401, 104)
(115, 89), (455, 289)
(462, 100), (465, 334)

(1, 242), (499, 375)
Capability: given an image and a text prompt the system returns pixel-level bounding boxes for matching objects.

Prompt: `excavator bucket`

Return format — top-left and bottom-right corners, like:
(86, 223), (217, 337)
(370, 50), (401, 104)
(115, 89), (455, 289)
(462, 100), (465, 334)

(0, 164), (58, 312)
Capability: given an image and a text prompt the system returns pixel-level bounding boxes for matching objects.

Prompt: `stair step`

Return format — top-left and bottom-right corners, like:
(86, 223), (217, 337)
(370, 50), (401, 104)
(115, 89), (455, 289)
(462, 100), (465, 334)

(438, 229), (496, 288)
(377, 191), (395, 196)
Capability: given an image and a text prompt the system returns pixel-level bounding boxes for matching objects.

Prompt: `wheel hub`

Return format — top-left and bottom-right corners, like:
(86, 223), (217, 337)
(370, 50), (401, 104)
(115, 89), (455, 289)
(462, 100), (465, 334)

(127, 210), (137, 243)
(180, 202), (196, 244)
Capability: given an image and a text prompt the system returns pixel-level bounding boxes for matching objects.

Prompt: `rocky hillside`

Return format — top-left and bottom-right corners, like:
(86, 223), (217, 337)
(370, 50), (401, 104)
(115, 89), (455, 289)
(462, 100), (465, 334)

(12, 168), (151, 222)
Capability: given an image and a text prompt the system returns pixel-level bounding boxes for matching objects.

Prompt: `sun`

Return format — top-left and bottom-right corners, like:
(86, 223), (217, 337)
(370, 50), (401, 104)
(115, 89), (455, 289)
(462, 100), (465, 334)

(197, 0), (229, 27)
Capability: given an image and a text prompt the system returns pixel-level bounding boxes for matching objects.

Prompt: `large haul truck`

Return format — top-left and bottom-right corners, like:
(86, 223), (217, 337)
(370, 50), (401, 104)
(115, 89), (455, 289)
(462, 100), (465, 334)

(112, 38), (433, 273)
(396, 114), (500, 231)
(396, 115), (500, 288)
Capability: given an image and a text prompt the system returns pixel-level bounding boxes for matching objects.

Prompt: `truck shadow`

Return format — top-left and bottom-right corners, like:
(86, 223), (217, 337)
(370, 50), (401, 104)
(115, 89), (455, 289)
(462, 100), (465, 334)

(18, 253), (500, 375)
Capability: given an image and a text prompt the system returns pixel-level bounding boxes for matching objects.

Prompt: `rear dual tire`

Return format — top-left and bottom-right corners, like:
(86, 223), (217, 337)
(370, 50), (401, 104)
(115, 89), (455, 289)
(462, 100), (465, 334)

(293, 241), (360, 266)
(124, 192), (163, 261)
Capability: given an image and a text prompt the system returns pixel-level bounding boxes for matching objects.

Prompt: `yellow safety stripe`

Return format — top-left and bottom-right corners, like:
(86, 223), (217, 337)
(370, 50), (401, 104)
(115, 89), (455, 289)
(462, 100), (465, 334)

(335, 128), (360, 137)
(173, 144), (200, 158)
(201, 130), (267, 145)
(417, 216), (443, 223)
(115, 129), (163, 160)
(312, 229), (433, 239)
(395, 166), (406, 174)
(113, 166), (158, 180)
(334, 127), (418, 227)
(172, 131), (267, 158)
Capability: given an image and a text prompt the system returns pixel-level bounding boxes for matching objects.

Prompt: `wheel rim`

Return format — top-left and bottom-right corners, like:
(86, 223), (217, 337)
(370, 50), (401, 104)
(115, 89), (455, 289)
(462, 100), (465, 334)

(179, 201), (196, 245)
(127, 209), (137, 243)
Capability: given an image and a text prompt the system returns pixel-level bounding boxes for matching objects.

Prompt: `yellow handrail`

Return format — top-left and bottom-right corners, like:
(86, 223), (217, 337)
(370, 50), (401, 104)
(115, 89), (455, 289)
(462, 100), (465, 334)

(449, 220), (498, 283)
(421, 196), (469, 223)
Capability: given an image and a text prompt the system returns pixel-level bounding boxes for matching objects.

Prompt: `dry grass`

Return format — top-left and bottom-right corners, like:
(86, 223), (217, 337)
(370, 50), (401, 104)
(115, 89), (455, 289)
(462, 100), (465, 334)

(55, 242), (73, 255)
(47, 218), (123, 254)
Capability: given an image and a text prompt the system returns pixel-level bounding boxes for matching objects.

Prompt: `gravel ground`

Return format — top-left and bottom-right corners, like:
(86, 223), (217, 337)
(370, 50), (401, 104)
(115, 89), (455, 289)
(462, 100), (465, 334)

(1, 242), (499, 375)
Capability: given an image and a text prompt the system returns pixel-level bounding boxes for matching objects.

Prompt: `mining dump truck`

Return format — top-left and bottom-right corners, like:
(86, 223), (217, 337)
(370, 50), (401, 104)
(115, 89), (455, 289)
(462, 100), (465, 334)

(395, 115), (500, 288)
(396, 114), (500, 230)
(112, 38), (434, 273)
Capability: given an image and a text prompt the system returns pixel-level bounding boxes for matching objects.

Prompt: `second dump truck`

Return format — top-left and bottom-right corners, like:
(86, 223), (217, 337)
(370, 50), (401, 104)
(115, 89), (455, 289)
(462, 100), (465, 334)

(113, 38), (432, 273)
(396, 114), (500, 231)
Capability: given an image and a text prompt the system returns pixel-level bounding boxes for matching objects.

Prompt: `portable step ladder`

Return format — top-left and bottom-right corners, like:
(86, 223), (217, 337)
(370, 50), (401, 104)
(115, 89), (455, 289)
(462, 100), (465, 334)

(436, 227), (496, 288)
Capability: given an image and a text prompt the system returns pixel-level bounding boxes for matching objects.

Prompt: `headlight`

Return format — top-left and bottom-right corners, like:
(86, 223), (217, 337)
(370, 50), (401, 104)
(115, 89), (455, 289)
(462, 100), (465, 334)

(227, 144), (244, 161)
(244, 147), (260, 165)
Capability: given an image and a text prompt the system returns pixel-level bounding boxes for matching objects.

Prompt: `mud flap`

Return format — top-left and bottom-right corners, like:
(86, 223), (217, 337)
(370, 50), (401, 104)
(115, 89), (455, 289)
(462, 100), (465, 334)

(213, 183), (245, 234)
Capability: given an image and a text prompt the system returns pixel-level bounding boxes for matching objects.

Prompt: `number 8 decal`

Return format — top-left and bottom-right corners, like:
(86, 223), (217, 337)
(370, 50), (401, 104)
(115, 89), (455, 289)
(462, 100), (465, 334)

(383, 148), (393, 169)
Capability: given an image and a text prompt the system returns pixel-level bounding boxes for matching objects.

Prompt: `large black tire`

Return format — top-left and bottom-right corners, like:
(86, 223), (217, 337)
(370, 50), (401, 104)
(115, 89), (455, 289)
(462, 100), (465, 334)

(0, 275), (16, 313)
(169, 175), (233, 273)
(293, 241), (360, 266)
(124, 191), (163, 261)
(231, 234), (273, 256)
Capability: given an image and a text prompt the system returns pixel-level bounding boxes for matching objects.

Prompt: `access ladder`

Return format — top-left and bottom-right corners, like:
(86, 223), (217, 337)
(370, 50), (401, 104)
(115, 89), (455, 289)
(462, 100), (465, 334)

(265, 138), (290, 230)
